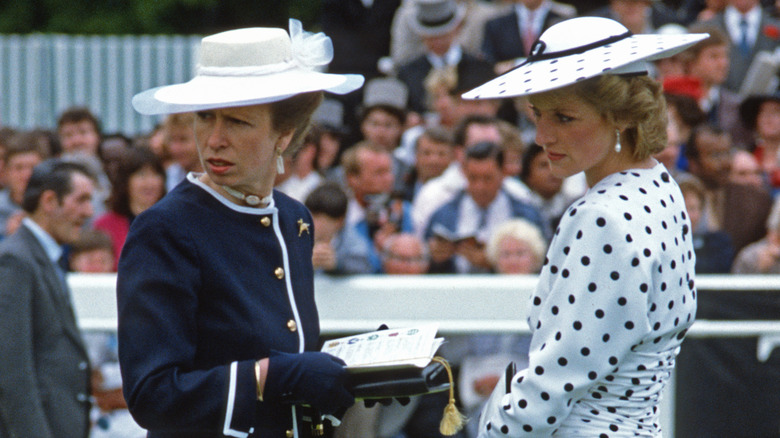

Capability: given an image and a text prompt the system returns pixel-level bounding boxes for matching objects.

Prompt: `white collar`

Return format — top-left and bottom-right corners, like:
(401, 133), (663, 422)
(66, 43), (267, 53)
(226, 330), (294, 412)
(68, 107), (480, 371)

(22, 217), (62, 265)
(187, 172), (276, 215)
(725, 5), (761, 38)
(426, 44), (463, 69)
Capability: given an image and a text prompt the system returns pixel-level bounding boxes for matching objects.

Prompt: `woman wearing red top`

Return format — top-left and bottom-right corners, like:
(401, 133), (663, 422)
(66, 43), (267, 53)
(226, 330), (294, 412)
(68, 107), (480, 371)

(93, 146), (166, 269)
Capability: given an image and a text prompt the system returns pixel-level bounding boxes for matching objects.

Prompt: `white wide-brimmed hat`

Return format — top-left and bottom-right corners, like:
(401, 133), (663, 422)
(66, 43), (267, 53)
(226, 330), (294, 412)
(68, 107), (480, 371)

(462, 17), (708, 100)
(132, 19), (364, 115)
(409, 0), (466, 37)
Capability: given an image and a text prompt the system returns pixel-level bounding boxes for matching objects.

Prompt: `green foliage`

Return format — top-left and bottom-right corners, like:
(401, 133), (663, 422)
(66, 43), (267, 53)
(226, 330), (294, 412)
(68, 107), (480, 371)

(0, 0), (321, 35)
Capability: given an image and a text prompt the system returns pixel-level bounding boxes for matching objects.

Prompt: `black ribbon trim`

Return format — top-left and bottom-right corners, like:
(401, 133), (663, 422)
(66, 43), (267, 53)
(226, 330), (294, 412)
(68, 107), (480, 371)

(513, 31), (634, 71)
(418, 13), (456, 28)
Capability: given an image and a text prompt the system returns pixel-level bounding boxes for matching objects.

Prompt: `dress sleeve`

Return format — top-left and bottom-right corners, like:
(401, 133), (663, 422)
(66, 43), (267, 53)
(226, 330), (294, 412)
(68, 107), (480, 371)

(478, 203), (654, 436)
(116, 211), (256, 435)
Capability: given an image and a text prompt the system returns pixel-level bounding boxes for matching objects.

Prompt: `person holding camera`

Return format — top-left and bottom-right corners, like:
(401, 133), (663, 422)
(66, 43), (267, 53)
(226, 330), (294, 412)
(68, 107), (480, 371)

(342, 141), (414, 273)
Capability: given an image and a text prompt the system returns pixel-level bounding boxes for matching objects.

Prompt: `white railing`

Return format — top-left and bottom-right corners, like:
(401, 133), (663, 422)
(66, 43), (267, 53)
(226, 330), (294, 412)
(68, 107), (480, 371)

(67, 273), (780, 437)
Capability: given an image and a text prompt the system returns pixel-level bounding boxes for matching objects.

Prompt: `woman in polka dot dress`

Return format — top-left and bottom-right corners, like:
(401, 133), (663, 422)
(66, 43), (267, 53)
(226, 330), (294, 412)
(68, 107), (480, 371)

(461, 17), (709, 437)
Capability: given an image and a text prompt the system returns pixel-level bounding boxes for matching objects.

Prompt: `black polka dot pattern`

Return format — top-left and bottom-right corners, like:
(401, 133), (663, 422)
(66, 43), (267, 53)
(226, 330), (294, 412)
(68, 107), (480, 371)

(478, 166), (696, 437)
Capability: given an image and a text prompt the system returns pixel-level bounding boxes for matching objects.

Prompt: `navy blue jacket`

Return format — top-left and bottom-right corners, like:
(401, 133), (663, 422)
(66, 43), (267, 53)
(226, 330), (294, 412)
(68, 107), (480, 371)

(117, 177), (318, 437)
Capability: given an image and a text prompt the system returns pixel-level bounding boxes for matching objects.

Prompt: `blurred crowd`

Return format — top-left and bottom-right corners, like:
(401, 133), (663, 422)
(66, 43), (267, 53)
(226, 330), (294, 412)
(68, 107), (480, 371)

(1, 0), (780, 437)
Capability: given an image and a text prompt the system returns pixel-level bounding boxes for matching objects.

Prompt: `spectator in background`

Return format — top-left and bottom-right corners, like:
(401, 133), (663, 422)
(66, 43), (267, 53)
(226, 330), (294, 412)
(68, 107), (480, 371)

(0, 131), (48, 237)
(682, 23), (746, 146)
(357, 77), (413, 182)
(311, 98), (350, 184)
(305, 181), (374, 275)
(93, 146), (166, 270)
(57, 106), (111, 218)
(275, 129), (322, 203)
(588, 0), (680, 34)
(519, 144), (584, 233)
(57, 106), (102, 156)
(396, 125), (456, 202)
(660, 86), (708, 172)
(162, 112), (202, 192)
(678, 174), (735, 273)
(698, 0), (780, 93)
(396, 0), (494, 115)
(481, 0), (576, 72)
(424, 141), (543, 273)
(69, 228), (115, 274)
(730, 149), (767, 189)
(381, 232), (430, 274)
(0, 159), (95, 438)
(343, 141), (414, 273)
(391, 0), (505, 71)
(732, 197), (780, 272)
(486, 218), (546, 275)
(739, 91), (780, 193)
(685, 123), (773, 252)
(457, 218), (545, 437)
(69, 229), (146, 438)
(99, 133), (132, 186)
(411, 115), (501, 235)
(732, 143), (767, 187)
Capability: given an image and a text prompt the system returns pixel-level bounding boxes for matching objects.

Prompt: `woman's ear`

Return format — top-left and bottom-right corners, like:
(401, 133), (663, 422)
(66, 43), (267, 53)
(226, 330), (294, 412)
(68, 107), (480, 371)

(276, 130), (295, 156)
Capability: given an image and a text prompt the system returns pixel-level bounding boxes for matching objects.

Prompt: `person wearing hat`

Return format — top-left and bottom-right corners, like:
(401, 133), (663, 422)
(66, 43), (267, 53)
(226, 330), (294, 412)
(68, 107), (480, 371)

(462, 16), (705, 436)
(117, 20), (363, 437)
(739, 92), (780, 192)
(396, 0), (494, 115)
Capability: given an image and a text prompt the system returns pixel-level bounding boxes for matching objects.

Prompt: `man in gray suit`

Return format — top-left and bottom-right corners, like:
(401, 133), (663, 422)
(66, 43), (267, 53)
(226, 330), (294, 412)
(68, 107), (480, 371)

(0, 159), (95, 438)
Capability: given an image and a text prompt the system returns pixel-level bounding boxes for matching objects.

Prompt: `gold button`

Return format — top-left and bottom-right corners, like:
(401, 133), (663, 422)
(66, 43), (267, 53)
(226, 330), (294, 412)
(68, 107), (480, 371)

(274, 267), (284, 279)
(261, 217), (271, 227)
(287, 319), (297, 332)
(286, 430), (294, 438)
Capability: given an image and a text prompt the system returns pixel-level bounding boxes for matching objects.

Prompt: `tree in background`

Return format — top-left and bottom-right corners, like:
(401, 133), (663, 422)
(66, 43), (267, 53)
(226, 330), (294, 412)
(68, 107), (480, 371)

(0, 0), (319, 35)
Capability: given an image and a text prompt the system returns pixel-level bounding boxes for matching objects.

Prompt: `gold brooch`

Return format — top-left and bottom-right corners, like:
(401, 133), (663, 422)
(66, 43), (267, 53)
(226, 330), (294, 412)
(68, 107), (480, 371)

(297, 219), (310, 237)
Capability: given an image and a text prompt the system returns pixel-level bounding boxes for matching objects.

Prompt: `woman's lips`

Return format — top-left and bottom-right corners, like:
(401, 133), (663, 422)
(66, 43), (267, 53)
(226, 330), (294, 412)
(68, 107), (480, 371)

(547, 151), (565, 162)
(207, 159), (233, 174)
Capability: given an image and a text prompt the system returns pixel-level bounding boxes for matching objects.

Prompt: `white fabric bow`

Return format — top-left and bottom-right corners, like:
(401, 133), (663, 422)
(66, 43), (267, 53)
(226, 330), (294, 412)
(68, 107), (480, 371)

(288, 18), (333, 72)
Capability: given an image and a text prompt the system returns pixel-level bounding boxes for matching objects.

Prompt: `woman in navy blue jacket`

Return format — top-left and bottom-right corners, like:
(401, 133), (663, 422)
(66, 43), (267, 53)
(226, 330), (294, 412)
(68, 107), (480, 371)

(118, 20), (364, 437)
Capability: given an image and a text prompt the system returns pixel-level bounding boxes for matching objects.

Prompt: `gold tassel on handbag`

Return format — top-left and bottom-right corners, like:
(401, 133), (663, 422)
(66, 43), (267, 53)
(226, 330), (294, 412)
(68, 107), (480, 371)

(431, 357), (467, 435)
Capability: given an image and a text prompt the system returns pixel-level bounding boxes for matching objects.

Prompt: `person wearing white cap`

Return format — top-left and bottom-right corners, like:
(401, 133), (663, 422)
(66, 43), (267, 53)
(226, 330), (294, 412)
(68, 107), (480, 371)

(463, 16), (707, 437)
(116, 20), (363, 437)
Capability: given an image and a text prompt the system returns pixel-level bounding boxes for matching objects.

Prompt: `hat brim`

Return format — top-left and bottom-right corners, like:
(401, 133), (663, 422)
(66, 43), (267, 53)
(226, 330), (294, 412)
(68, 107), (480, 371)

(132, 70), (364, 115)
(462, 33), (708, 99)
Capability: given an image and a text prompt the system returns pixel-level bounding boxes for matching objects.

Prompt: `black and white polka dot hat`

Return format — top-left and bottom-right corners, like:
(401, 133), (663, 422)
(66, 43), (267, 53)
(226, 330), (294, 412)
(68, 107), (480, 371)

(462, 16), (708, 100)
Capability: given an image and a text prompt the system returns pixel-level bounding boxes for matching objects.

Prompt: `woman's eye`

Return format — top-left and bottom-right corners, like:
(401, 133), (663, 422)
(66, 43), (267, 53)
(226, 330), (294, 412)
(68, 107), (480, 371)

(196, 112), (214, 121)
(556, 113), (574, 123)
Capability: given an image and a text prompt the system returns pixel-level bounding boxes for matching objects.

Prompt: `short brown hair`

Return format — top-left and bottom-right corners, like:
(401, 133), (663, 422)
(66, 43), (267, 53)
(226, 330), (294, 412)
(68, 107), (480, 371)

(270, 91), (325, 156)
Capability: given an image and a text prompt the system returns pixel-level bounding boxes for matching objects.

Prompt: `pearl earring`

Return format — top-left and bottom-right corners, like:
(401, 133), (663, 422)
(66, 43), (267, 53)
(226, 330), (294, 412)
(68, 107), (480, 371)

(276, 150), (285, 174)
(615, 129), (622, 153)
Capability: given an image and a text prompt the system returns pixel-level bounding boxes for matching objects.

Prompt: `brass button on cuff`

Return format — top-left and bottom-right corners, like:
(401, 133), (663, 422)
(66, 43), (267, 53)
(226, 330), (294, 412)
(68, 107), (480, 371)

(286, 430), (294, 438)
(274, 267), (284, 279)
(261, 217), (271, 227)
(287, 319), (297, 332)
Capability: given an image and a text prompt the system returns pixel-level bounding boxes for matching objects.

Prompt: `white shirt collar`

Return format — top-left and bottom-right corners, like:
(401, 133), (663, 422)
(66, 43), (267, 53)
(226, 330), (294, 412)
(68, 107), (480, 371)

(515, 1), (551, 34)
(426, 44), (463, 69)
(187, 172), (276, 215)
(22, 217), (62, 265)
(725, 5), (762, 43)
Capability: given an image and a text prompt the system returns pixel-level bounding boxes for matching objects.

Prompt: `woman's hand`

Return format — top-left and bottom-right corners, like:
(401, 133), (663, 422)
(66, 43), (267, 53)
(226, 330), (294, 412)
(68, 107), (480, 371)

(263, 351), (354, 415)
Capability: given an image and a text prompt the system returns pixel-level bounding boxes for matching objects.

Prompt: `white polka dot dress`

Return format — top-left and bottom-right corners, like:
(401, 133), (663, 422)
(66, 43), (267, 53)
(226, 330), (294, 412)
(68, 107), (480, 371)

(478, 164), (697, 437)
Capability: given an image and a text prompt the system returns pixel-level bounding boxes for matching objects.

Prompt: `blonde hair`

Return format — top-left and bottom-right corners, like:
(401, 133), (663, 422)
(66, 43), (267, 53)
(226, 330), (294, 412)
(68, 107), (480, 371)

(530, 74), (668, 160)
(486, 219), (547, 271)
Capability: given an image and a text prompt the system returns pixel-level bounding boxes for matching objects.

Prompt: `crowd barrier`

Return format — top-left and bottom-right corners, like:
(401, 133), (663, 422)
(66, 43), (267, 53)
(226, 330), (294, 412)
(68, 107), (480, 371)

(68, 273), (780, 436)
